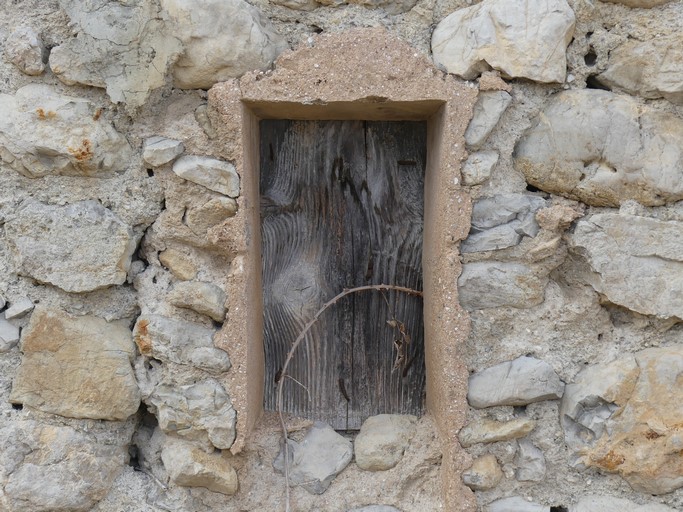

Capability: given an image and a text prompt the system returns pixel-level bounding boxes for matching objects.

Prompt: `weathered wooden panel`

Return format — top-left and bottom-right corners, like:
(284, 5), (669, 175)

(260, 120), (426, 429)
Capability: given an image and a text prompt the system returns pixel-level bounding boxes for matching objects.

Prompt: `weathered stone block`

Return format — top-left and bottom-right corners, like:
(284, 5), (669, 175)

(143, 136), (185, 167)
(5, 27), (45, 76)
(354, 414), (416, 471)
(462, 453), (503, 491)
(5, 200), (136, 293)
(458, 418), (535, 447)
(168, 281), (227, 322)
(172, 155), (240, 197)
(10, 307), (140, 421)
(464, 91), (512, 149)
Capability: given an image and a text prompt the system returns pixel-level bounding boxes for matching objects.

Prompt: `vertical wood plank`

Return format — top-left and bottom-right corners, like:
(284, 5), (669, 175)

(260, 120), (426, 429)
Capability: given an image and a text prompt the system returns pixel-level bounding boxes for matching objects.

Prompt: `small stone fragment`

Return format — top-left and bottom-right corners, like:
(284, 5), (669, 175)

(173, 155), (240, 197)
(571, 495), (676, 512)
(159, 248), (198, 280)
(432, 0), (575, 83)
(486, 496), (549, 512)
(514, 439), (546, 482)
(458, 418), (536, 447)
(462, 150), (498, 185)
(458, 261), (548, 310)
(149, 379), (237, 450)
(5, 27), (46, 76)
(354, 414), (416, 471)
(168, 281), (227, 322)
(0, 313), (20, 352)
(5, 200), (136, 293)
(4, 297), (34, 319)
(143, 136), (185, 166)
(161, 436), (238, 495)
(133, 314), (230, 372)
(468, 356), (564, 408)
(162, 0), (288, 89)
(0, 85), (133, 177)
(464, 91), (512, 149)
(10, 307), (140, 420)
(462, 453), (503, 491)
(274, 422), (353, 494)
(185, 196), (238, 234)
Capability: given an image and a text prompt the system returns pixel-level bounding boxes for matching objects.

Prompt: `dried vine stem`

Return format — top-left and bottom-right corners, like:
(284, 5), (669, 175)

(276, 284), (423, 512)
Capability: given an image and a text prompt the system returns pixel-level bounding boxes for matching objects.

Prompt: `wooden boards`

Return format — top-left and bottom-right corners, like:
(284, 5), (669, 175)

(260, 120), (426, 429)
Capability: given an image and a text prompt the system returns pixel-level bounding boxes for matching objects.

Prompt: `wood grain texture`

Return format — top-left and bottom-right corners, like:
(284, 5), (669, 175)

(260, 120), (426, 429)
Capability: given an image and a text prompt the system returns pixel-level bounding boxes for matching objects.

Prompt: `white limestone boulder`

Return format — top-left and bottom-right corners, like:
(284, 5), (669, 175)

(0, 85), (133, 178)
(432, 0), (575, 83)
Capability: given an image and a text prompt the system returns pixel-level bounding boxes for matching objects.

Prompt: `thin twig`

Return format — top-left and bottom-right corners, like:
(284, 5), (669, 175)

(276, 284), (423, 512)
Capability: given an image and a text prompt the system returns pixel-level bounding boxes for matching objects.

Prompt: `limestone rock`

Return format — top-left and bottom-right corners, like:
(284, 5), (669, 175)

(173, 155), (240, 197)
(462, 194), (545, 253)
(0, 313), (20, 352)
(1, 421), (128, 512)
(432, 0), (575, 83)
(0, 85), (133, 177)
(4, 27), (45, 76)
(5, 200), (136, 293)
(159, 248), (198, 280)
(270, 0), (319, 10)
(486, 496), (549, 512)
(514, 90), (683, 206)
(148, 379), (237, 450)
(464, 91), (512, 149)
(600, 0), (673, 6)
(49, 0), (182, 109)
(274, 422), (353, 494)
(9, 307), (140, 421)
(561, 347), (683, 494)
(462, 150), (498, 186)
(458, 261), (548, 310)
(4, 297), (34, 319)
(598, 35), (683, 105)
(354, 414), (416, 471)
(462, 453), (503, 491)
(161, 437), (238, 495)
(161, 0), (288, 89)
(458, 418), (535, 447)
(571, 495), (676, 512)
(468, 356), (564, 408)
(168, 281), (227, 322)
(185, 196), (238, 234)
(514, 439), (546, 482)
(568, 213), (683, 319)
(133, 314), (230, 372)
(143, 136), (185, 167)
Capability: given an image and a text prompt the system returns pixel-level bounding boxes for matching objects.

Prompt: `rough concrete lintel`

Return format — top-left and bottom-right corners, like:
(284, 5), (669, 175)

(208, 27), (476, 510)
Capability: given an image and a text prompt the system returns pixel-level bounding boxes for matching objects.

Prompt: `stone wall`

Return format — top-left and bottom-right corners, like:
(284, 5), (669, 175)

(0, 1), (682, 511)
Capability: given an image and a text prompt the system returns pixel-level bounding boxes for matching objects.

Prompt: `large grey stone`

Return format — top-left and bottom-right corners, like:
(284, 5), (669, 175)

(0, 85), (133, 177)
(514, 90), (683, 206)
(273, 422), (353, 494)
(49, 0), (182, 108)
(462, 194), (545, 253)
(161, 0), (288, 89)
(432, 0), (575, 83)
(10, 307), (140, 421)
(172, 155), (240, 197)
(486, 496), (549, 512)
(468, 356), (564, 408)
(568, 213), (683, 319)
(161, 436), (238, 495)
(514, 439), (546, 482)
(148, 379), (236, 451)
(464, 91), (512, 149)
(561, 347), (683, 494)
(0, 313), (20, 352)
(599, 35), (683, 105)
(571, 495), (676, 512)
(354, 414), (416, 471)
(4, 27), (45, 76)
(168, 281), (227, 322)
(0, 421), (128, 512)
(5, 200), (136, 293)
(458, 261), (548, 310)
(462, 453), (503, 491)
(133, 314), (230, 372)
(458, 418), (535, 447)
